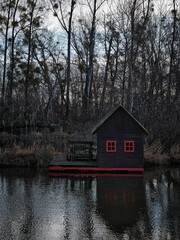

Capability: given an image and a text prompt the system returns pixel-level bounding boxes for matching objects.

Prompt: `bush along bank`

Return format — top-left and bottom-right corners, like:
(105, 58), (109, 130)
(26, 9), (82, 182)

(0, 149), (53, 168)
(144, 142), (180, 167)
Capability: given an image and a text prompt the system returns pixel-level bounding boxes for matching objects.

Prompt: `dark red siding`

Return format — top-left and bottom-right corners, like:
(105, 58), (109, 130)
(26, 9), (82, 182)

(95, 107), (147, 168)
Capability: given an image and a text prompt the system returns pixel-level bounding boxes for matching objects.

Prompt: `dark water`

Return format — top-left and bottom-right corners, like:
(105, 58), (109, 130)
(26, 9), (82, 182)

(0, 168), (180, 240)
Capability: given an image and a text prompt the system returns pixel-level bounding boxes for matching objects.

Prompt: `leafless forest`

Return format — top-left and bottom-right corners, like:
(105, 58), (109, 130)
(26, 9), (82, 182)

(0, 0), (179, 155)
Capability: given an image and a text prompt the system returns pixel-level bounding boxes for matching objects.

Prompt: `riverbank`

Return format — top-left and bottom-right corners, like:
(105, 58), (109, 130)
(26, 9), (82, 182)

(0, 138), (179, 168)
(0, 148), (53, 168)
(0, 149), (179, 169)
(144, 154), (180, 168)
(1, 131), (179, 168)
(144, 142), (180, 167)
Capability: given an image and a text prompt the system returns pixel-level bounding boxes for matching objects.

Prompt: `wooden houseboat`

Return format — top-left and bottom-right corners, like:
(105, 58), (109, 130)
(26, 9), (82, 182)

(49, 105), (148, 173)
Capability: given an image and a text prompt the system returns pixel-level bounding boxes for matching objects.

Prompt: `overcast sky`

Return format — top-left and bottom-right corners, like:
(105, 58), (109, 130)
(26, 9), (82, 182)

(47, 0), (179, 30)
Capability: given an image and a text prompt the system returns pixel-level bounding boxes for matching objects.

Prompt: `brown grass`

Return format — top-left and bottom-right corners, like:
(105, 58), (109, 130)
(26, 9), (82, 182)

(0, 145), (54, 168)
(144, 139), (180, 166)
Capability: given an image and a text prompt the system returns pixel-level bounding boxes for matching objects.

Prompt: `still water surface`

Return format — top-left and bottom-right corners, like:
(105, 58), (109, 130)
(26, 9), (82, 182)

(0, 168), (180, 240)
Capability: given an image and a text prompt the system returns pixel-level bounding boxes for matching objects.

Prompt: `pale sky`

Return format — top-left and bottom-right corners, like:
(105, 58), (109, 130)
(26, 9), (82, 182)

(47, 0), (179, 30)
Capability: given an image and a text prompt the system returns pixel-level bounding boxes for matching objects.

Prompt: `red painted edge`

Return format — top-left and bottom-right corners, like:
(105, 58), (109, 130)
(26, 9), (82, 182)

(49, 173), (143, 177)
(48, 166), (144, 173)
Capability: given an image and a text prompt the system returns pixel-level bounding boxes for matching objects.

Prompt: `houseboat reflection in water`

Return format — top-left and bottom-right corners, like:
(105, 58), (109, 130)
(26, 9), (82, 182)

(96, 175), (146, 233)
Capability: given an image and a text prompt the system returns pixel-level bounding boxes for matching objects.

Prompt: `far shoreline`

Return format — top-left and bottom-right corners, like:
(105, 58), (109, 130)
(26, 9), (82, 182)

(0, 150), (179, 169)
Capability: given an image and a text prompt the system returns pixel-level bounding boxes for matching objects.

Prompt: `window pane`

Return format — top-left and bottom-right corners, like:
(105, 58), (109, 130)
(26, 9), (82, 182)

(106, 141), (116, 152)
(124, 141), (134, 152)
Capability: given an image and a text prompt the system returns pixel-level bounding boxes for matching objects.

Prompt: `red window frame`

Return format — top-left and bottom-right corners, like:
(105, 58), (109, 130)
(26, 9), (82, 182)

(106, 141), (116, 152)
(124, 141), (134, 152)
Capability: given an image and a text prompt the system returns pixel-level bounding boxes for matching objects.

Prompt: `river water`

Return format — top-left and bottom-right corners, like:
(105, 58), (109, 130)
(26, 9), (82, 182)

(0, 168), (180, 240)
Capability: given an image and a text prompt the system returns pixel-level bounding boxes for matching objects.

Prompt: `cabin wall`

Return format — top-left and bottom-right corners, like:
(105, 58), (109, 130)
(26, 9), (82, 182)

(97, 134), (144, 168)
(94, 107), (147, 168)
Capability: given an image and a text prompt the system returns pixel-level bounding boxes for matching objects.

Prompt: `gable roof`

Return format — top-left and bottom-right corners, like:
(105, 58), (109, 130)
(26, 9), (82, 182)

(92, 105), (149, 135)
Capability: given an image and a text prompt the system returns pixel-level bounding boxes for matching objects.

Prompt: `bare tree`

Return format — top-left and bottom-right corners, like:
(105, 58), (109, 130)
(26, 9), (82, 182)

(126, 0), (151, 112)
(167, 0), (177, 106)
(82, 0), (106, 116)
(50, 0), (76, 121)
(0, 0), (13, 105)
(7, 0), (20, 105)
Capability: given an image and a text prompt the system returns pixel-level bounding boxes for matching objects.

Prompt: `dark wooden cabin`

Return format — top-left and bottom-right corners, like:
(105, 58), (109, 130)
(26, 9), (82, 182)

(49, 105), (148, 173)
(92, 105), (148, 171)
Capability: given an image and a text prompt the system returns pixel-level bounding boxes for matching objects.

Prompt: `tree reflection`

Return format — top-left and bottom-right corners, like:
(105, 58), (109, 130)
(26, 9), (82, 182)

(145, 169), (180, 240)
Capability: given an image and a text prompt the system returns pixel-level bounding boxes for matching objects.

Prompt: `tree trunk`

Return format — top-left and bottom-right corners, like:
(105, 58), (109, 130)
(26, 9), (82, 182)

(127, 0), (137, 112)
(24, 0), (37, 123)
(66, 0), (75, 121)
(7, 0), (20, 106)
(100, 33), (113, 109)
(167, 0), (176, 106)
(83, 0), (97, 115)
(1, 1), (12, 105)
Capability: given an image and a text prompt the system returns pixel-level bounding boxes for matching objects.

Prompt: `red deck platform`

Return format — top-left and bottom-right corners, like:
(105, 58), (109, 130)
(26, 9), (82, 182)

(48, 165), (144, 173)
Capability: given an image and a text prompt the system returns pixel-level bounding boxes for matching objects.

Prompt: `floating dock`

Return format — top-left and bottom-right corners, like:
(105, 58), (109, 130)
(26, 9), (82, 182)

(48, 154), (144, 174)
